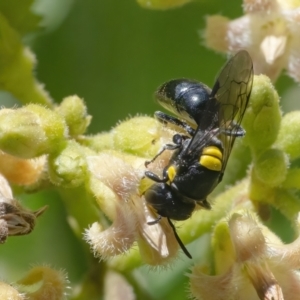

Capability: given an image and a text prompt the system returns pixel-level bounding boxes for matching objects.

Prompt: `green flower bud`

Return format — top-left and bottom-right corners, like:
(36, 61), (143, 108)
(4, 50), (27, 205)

(249, 169), (274, 203)
(48, 140), (92, 187)
(136, 0), (191, 9)
(276, 111), (300, 160)
(212, 220), (235, 274)
(78, 132), (113, 152)
(215, 140), (251, 192)
(242, 75), (281, 154)
(113, 116), (164, 158)
(254, 148), (288, 187)
(56, 95), (91, 136)
(274, 190), (300, 221)
(0, 105), (67, 158)
(17, 266), (68, 299)
(282, 168), (300, 189)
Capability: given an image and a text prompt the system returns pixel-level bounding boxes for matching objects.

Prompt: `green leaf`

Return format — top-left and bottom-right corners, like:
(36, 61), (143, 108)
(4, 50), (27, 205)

(0, 0), (41, 36)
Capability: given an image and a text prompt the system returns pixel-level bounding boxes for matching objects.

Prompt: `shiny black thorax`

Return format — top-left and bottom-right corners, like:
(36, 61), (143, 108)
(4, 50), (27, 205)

(156, 79), (211, 126)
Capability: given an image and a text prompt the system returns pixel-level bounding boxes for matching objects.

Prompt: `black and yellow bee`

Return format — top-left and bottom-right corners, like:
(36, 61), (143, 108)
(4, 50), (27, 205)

(144, 50), (253, 258)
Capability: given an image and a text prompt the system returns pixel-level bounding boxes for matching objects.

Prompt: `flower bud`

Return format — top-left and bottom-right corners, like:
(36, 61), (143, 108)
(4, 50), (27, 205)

(78, 132), (113, 152)
(17, 266), (68, 300)
(112, 116), (173, 158)
(0, 151), (46, 185)
(249, 168), (274, 203)
(242, 75), (281, 153)
(254, 148), (288, 187)
(211, 220), (235, 275)
(48, 140), (91, 187)
(56, 95), (91, 136)
(0, 105), (67, 158)
(276, 111), (300, 160)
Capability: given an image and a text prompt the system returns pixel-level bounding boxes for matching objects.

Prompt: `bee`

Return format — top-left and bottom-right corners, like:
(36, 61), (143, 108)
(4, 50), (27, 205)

(144, 50), (253, 258)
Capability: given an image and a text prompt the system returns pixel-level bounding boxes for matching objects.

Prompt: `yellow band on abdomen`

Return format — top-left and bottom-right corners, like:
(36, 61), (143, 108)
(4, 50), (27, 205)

(199, 155), (222, 171)
(202, 146), (222, 160)
(199, 146), (222, 171)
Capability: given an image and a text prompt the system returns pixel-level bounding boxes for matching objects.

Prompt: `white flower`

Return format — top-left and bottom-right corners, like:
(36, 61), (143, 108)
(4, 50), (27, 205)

(204, 0), (300, 82)
(190, 211), (300, 300)
(85, 152), (179, 265)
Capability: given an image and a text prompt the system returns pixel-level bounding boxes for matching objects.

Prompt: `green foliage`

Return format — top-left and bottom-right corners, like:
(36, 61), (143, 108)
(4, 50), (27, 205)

(0, 0), (41, 35)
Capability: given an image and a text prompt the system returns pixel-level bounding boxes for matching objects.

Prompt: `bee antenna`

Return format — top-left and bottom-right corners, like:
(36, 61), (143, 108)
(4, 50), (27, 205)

(167, 218), (192, 259)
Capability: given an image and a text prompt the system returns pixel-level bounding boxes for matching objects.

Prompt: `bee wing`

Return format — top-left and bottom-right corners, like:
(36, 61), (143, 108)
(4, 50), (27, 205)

(184, 50), (253, 170)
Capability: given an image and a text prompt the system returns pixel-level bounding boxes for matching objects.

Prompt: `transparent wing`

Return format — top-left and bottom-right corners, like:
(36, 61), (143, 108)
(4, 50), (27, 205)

(183, 50), (253, 170)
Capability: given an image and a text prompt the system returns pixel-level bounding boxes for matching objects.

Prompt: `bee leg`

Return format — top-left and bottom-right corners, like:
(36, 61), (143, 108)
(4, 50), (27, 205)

(167, 217), (192, 259)
(145, 170), (169, 183)
(155, 111), (195, 136)
(221, 123), (245, 136)
(196, 198), (211, 210)
(145, 143), (179, 167)
(145, 134), (184, 167)
(147, 216), (192, 258)
(147, 215), (162, 225)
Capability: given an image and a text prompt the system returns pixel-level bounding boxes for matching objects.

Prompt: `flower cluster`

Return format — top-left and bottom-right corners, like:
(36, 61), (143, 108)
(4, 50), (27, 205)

(204, 0), (300, 82)
(190, 211), (300, 300)
(2, 0), (300, 299)
(0, 54), (300, 300)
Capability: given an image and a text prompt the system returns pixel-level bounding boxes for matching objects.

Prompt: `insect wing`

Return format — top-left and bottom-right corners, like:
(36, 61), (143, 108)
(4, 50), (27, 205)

(211, 50), (253, 128)
(213, 50), (253, 171)
(182, 51), (253, 168)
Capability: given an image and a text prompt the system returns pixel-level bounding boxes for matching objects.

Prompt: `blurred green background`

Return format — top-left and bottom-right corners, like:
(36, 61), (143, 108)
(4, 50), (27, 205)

(32, 0), (297, 133)
(32, 0), (246, 131)
(0, 0), (298, 298)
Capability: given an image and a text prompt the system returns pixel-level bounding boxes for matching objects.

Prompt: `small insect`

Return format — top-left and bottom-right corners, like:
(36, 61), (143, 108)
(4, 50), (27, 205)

(143, 50), (253, 258)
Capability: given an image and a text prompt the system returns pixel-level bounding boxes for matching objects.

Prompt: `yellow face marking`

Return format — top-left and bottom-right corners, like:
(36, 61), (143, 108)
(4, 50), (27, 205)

(167, 165), (177, 182)
(199, 146), (223, 171)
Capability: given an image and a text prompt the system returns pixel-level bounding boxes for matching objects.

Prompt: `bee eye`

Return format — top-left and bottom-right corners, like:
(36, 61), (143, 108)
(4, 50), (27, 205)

(172, 134), (182, 144)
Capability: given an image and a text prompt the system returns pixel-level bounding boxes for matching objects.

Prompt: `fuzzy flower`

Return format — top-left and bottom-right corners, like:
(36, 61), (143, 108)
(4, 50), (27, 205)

(190, 210), (300, 300)
(204, 0), (300, 82)
(85, 151), (179, 265)
(0, 281), (24, 300)
(17, 266), (69, 300)
(84, 117), (183, 265)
